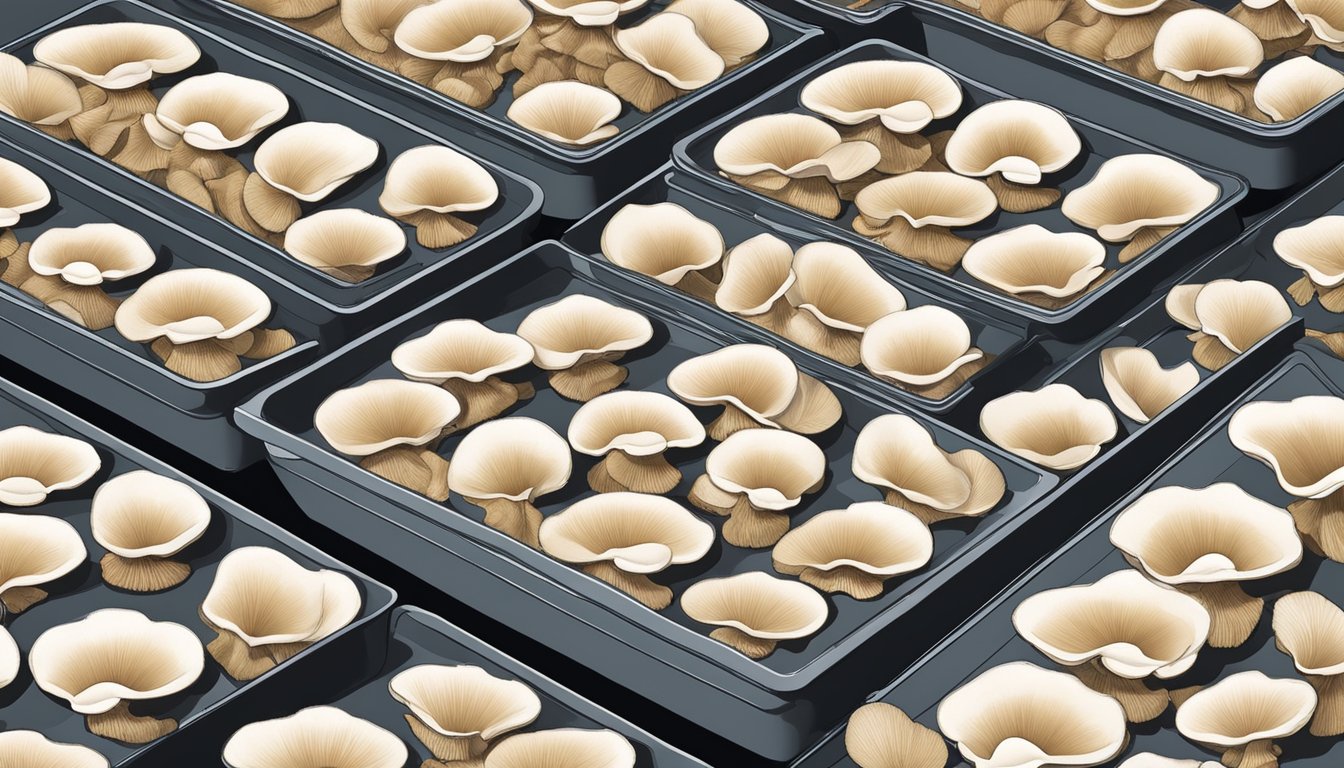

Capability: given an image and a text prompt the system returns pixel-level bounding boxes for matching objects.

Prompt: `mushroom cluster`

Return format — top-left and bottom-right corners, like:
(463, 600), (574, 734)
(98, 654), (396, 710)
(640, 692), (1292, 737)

(1165, 278), (1293, 370)
(1275, 214), (1344, 315)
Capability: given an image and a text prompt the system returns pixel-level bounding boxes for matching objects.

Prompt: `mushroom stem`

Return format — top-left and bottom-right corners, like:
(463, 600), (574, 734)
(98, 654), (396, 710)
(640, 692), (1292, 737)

(1288, 491), (1344, 562)
(707, 404), (765, 442)
(1, 585), (48, 614)
(1305, 328), (1344, 359)
(441, 377), (528, 431)
(0, 229), (17, 260)
(1187, 330), (1239, 372)
(840, 122), (931, 175)
(709, 627), (777, 659)
(202, 609), (310, 682)
(150, 337), (243, 382)
(1118, 226), (1176, 264)
(473, 497), (543, 548)
(881, 489), (959, 526)
(853, 217), (972, 273)
(359, 445), (451, 501)
(718, 495), (791, 549)
(241, 328), (297, 360)
(985, 174), (1060, 214)
(86, 701), (178, 744)
(588, 450), (682, 494)
(584, 561), (674, 610)
(740, 297), (795, 336)
(783, 313), (863, 367)
(798, 565), (886, 600)
(547, 358), (628, 402)
(1070, 658), (1170, 723)
(1222, 739), (1282, 768)
(242, 173), (301, 234)
(18, 276), (121, 330)
(730, 173), (841, 220)
(1287, 275), (1317, 307)
(1179, 581), (1263, 648)
(673, 271), (719, 303)
(99, 552), (192, 592)
(1303, 673), (1344, 736)
(399, 211), (478, 250)
(0, 242), (32, 287)
(403, 713), (488, 764)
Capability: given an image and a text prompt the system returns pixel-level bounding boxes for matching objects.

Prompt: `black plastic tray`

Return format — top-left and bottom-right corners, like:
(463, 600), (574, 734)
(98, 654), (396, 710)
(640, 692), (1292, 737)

(792, 347), (1344, 768)
(671, 40), (1247, 340)
(235, 240), (1059, 763)
(0, 0), (541, 341)
(194, 0), (829, 219)
(755, 0), (911, 37)
(0, 372), (396, 766)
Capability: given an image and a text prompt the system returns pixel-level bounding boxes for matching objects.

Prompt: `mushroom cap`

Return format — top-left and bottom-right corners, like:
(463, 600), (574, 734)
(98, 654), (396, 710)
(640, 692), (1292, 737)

(853, 171), (997, 228)
(0, 731), (109, 768)
(944, 100), (1082, 184)
(852, 413), (972, 510)
(524, 0), (650, 26)
(1179, 279), (1291, 354)
(27, 223), (156, 286)
(539, 492), (715, 572)
(662, 0), (769, 65)
(29, 608), (204, 715)
(1290, 0), (1344, 43)
(613, 13), (725, 90)
(715, 233), (796, 316)
(285, 209), (407, 272)
(773, 501), (934, 578)
(483, 729), (637, 768)
(1099, 346), (1200, 424)
(223, 706), (408, 768)
(1230, 395), (1344, 498)
(600, 202), (725, 285)
(0, 512), (86, 595)
(1062, 154), (1220, 242)
(1175, 671), (1316, 748)
(314, 378), (462, 456)
(859, 306), (984, 387)
(1255, 56), (1344, 121)
(703, 428), (826, 511)
(567, 390), (705, 457)
(379, 145), (499, 216)
(0, 53), (83, 127)
(0, 625), (15, 689)
(714, 113), (881, 182)
(114, 268), (273, 344)
(89, 469), (211, 559)
(253, 122), (380, 202)
(202, 546), (362, 647)
(962, 224), (1107, 299)
(800, 59), (962, 133)
(845, 703), (949, 768)
(154, 72), (289, 150)
(1109, 483), (1303, 585)
(340, 0), (429, 53)
(506, 80), (622, 147)
(681, 571), (828, 640)
(1012, 569), (1211, 679)
(1274, 215), (1344, 288)
(446, 417), (572, 502)
(1274, 591), (1344, 676)
(787, 242), (906, 331)
(388, 664), (542, 740)
(515, 294), (653, 370)
(0, 157), (52, 228)
(394, 0), (533, 62)
(1085, 0), (1169, 15)
(937, 661), (1128, 768)
(666, 343), (801, 425)
(0, 425), (101, 507)
(979, 384), (1118, 470)
(33, 22), (200, 90)
(1153, 9), (1265, 82)
(391, 319), (534, 384)
(1117, 755), (1221, 768)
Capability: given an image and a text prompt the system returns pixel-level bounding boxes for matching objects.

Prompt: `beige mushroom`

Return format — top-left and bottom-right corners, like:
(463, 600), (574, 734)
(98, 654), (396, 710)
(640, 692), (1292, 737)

(223, 706), (408, 768)
(90, 470), (211, 592)
(606, 13), (724, 112)
(714, 233), (797, 334)
(524, 0), (649, 26)
(980, 384), (1118, 470)
(484, 729), (637, 768)
(688, 428), (825, 547)
(1175, 671), (1315, 768)
(1255, 57), (1344, 122)
(944, 100), (1081, 213)
(1117, 756), (1222, 768)
(663, 0), (769, 67)
(0, 53), (82, 129)
(1164, 279), (1292, 370)
(1273, 591), (1344, 736)
(0, 625), (15, 689)
(21, 222), (156, 330)
(392, 319), (535, 429)
(447, 417), (572, 547)
(844, 702), (948, 768)
(339, 0), (430, 53)
(1153, 10), (1265, 113)
(567, 391), (705, 493)
(0, 425), (100, 507)
(33, 23), (200, 90)
(599, 202), (724, 300)
(389, 664), (541, 762)
(395, 0), (532, 61)
(378, 145), (498, 248)
(680, 571), (828, 658)
(244, 122), (379, 233)
(852, 172), (997, 271)
(800, 59), (962, 134)
(1274, 215), (1344, 310)
(785, 242), (906, 365)
(1289, 0), (1344, 49)
(772, 501), (934, 599)
(860, 306), (987, 399)
(149, 73), (289, 150)
(0, 512), (85, 615)
(539, 492), (714, 608)
(516, 294), (653, 401)
(0, 731), (109, 768)
(284, 208), (406, 283)
(962, 225), (1109, 308)
(506, 80), (622, 146)
(1100, 346), (1200, 423)
(0, 157), (52, 229)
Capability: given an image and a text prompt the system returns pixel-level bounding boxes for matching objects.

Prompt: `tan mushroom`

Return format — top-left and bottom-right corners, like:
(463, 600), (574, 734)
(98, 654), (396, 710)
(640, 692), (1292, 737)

(606, 13), (724, 112)
(378, 145), (498, 248)
(785, 242), (906, 365)
(962, 225), (1109, 308)
(90, 470), (211, 592)
(1118, 756), (1222, 768)
(223, 706), (408, 768)
(0, 512), (85, 615)
(340, 0), (431, 54)
(680, 571), (828, 658)
(0, 53), (82, 129)
(524, 0), (650, 26)
(539, 492), (714, 608)
(33, 23), (200, 90)
(844, 702), (948, 768)
(800, 60), (962, 135)
(0, 425), (100, 507)
(1175, 671), (1315, 768)
(1289, 0), (1344, 49)
(663, 0), (769, 67)
(21, 223), (156, 330)
(149, 72), (289, 150)
(507, 80), (622, 146)
(599, 202), (724, 300)
(447, 417), (572, 547)
(0, 157), (51, 229)
(772, 502), (934, 599)
(1100, 346), (1200, 423)
(1273, 591), (1344, 736)
(516, 294), (653, 401)
(284, 208), (406, 283)
(244, 122), (379, 233)
(484, 729), (637, 768)
(0, 625), (15, 689)
(392, 319), (534, 429)
(0, 731), (109, 768)
(944, 100), (1081, 213)
(567, 391), (705, 493)
(852, 172), (998, 271)
(1274, 215), (1344, 310)
(714, 233), (797, 334)
(1164, 279), (1292, 370)
(1153, 10), (1265, 113)
(1255, 57), (1344, 122)
(395, 0), (532, 61)
(688, 428), (825, 547)
(389, 664), (541, 762)
(980, 384), (1118, 470)
(860, 306), (987, 399)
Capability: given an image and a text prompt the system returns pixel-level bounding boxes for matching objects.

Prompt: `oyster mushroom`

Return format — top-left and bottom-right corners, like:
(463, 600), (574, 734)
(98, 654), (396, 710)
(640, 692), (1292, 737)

(937, 661), (1128, 768)
(1062, 154), (1220, 263)
(567, 390), (705, 493)
(148, 72), (289, 151)
(389, 664), (541, 763)
(714, 233), (797, 334)
(844, 702), (948, 768)
(1110, 483), (1303, 647)
(342, 0), (432, 54)
(539, 491), (714, 608)
(201, 546), (362, 681)
(391, 319), (534, 429)
(688, 428), (825, 547)
(667, 343), (842, 440)
(944, 100), (1082, 213)
(0, 625), (15, 689)
(0, 157), (51, 232)
(0, 512), (85, 615)
(378, 145), (497, 248)
(244, 122), (379, 233)
(1013, 568), (1211, 722)
(484, 729), (636, 768)
(0, 53), (82, 131)
(800, 59), (962, 135)
(447, 417), (572, 547)
(663, 0), (769, 67)
(21, 223), (156, 330)
(284, 208), (406, 283)
(859, 306), (987, 399)
(1255, 57), (1344, 122)
(1153, 9), (1265, 113)
(0, 425), (100, 507)
(515, 294), (653, 401)
(979, 384), (1118, 471)
(607, 13), (724, 112)
(962, 225), (1109, 308)
(223, 706), (407, 768)
(394, 0), (531, 62)
(680, 571), (828, 658)
(785, 242), (906, 366)
(90, 470), (211, 592)
(314, 378), (460, 500)
(1100, 346), (1200, 424)
(852, 172), (998, 271)
(1289, 0), (1344, 49)
(1274, 215), (1344, 310)
(0, 731), (109, 768)
(1273, 591), (1344, 736)
(1164, 279), (1292, 370)
(33, 23), (199, 90)
(1175, 671), (1315, 768)
(524, 0), (649, 26)
(599, 202), (724, 300)
(852, 413), (1006, 525)
(29, 608), (204, 743)
(773, 501), (934, 599)
(1119, 756), (1222, 768)
(506, 80), (622, 146)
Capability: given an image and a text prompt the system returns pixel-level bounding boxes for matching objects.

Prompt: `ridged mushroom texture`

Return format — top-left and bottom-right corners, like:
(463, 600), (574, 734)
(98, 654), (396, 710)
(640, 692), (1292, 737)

(0, 731), (110, 768)
(844, 702), (949, 768)
(688, 427), (826, 547)
(1100, 346), (1200, 424)
(344, 0), (437, 55)
(0, 53), (83, 132)
(663, 0), (769, 68)
(13, 223), (156, 331)
(599, 202), (725, 301)
(860, 306), (988, 399)
(222, 706), (408, 768)
(524, 0), (649, 27)
(447, 416), (572, 547)
(680, 571), (828, 659)
(147, 72), (290, 151)
(607, 13), (724, 112)
(567, 390), (706, 493)
(391, 319), (536, 430)
(944, 100), (1082, 213)
(772, 501), (934, 600)
(0, 512), (86, 616)
(506, 81), (623, 146)
(284, 208), (407, 283)
(713, 233), (798, 335)
(516, 294), (654, 401)
(378, 145), (498, 249)
(1164, 279), (1291, 371)
(1175, 671), (1316, 768)
(394, 0), (533, 65)
(852, 172), (998, 272)
(90, 470), (212, 592)
(1273, 591), (1344, 736)
(979, 383), (1119, 471)
(241, 121), (379, 235)
(483, 729), (637, 768)
(0, 157), (51, 232)
(1152, 9), (1266, 113)
(785, 242), (908, 366)
(961, 225), (1110, 309)
(388, 664), (542, 763)
(1274, 215), (1344, 311)
(1255, 56), (1344, 121)
(0, 424), (101, 507)
(33, 22), (199, 90)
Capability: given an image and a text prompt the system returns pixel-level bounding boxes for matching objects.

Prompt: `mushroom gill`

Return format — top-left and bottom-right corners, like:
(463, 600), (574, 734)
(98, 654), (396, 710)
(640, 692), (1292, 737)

(860, 306), (987, 399)
(714, 233), (797, 334)
(0, 53), (83, 130)
(1164, 279), (1291, 370)
(1274, 215), (1344, 311)
(245, 122), (379, 233)
(483, 729), (637, 768)
(599, 202), (724, 300)
(0, 731), (109, 768)
(343, 0), (432, 54)
(389, 664), (541, 763)
(785, 242), (906, 366)
(1153, 10), (1265, 113)
(852, 172), (998, 271)
(800, 59), (962, 135)
(284, 208), (406, 283)
(680, 571), (828, 658)
(378, 145), (498, 248)
(1255, 56), (1344, 122)
(772, 501), (934, 599)
(21, 223), (156, 330)
(979, 384), (1118, 471)
(515, 294), (654, 401)
(506, 80), (622, 146)
(961, 225), (1109, 308)
(688, 428), (826, 547)
(944, 100), (1082, 213)
(90, 470), (211, 592)
(1273, 591), (1344, 736)
(663, 0), (769, 67)
(607, 13), (725, 112)
(1100, 346), (1200, 424)
(1289, 0), (1344, 49)
(447, 417), (572, 548)
(0, 512), (85, 615)
(844, 702), (948, 768)
(567, 390), (706, 493)
(222, 706), (408, 768)
(391, 319), (535, 429)
(1175, 671), (1315, 768)
(0, 425), (101, 507)
(33, 23), (199, 90)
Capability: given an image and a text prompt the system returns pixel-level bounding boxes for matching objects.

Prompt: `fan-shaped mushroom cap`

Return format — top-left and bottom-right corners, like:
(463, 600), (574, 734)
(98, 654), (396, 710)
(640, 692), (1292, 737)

(0, 625), (16, 688)
(114, 268), (273, 344)
(854, 172), (998, 228)
(1154, 9), (1265, 81)
(202, 546), (361, 648)
(704, 428), (825, 511)
(937, 662), (1128, 768)
(0, 425), (101, 507)
(600, 202), (724, 285)
(506, 81), (622, 146)
(525, 0), (649, 26)
(539, 492), (715, 570)
(613, 13), (725, 91)
(0, 731), (109, 768)
(223, 706), (408, 768)
(845, 702), (949, 768)
(663, 0), (769, 66)
(284, 209), (406, 277)
(0, 512), (85, 608)
(1164, 280), (1291, 369)
(27, 223), (156, 286)
(1118, 755), (1221, 768)
(1290, 0), (1344, 44)
(1176, 671), (1315, 751)
(681, 571), (828, 656)
(338, 0), (428, 53)
(773, 502), (934, 598)
(1062, 154), (1220, 242)
(484, 729), (637, 768)
(0, 53), (82, 127)
(944, 101), (1082, 184)
(568, 391), (705, 457)
(1275, 591), (1344, 675)
(447, 417), (572, 501)
(152, 73), (289, 150)
(379, 146), (498, 216)
(1275, 215), (1344, 289)
(389, 664), (541, 744)
(714, 113), (881, 182)
(392, 320), (534, 384)
(1255, 57), (1344, 121)
(667, 343), (798, 425)
(715, 233), (796, 316)
(395, 0), (532, 62)
(89, 470), (210, 559)
(962, 225), (1107, 299)
(253, 122), (379, 202)
(788, 242), (906, 332)
(979, 384), (1118, 470)
(1230, 395), (1344, 498)
(860, 306), (984, 387)
(0, 158), (51, 228)
(800, 60), (962, 134)
(230, 0), (339, 18)
(1100, 346), (1200, 424)
(33, 23), (199, 90)
(314, 378), (461, 456)
(1085, 0), (1169, 14)
(29, 608), (204, 714)
(516, 294), (653, 370)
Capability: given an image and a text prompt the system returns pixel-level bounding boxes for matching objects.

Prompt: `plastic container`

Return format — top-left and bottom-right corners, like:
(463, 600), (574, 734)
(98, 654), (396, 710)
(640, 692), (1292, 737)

(562, 166), (1049, 418)
(791, 347), (1344, 768)
(671, 40), (1247, 341)
(0, 0), (542, 343)
(0, 371), (396, 766)
(235, 240), (1059, 763)
(191, 0), (829, 219)
(754, 0), (912, 40)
